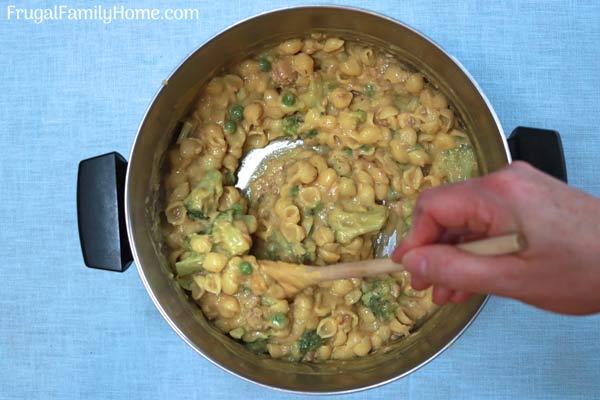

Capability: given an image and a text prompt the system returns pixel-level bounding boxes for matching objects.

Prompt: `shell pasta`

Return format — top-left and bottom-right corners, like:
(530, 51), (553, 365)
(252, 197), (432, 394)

(161, 33), (479, 362)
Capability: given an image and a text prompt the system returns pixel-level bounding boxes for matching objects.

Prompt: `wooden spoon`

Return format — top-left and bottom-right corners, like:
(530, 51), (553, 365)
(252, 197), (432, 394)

(258, 233), (526, 297)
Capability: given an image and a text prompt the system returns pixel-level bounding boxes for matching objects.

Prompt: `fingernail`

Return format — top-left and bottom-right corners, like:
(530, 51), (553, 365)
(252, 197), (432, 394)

(403, 251), (427, 276)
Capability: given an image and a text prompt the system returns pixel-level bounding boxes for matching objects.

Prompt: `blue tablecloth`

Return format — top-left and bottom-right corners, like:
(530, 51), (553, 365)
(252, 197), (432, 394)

(1, 1), (599, 399)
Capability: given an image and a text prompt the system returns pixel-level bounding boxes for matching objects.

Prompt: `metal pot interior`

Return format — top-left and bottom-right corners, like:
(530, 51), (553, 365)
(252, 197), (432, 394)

(125, 6), (508, 394)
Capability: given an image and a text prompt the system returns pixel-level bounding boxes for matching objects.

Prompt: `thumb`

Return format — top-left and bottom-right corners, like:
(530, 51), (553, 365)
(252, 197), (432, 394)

(401, 244), (525, 296)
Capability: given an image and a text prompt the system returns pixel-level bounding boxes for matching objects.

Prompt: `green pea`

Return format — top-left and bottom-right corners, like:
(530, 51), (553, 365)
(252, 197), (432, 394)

(229, 104), (244, 122)
(258, 57), (272, 72)
(343, 148), (353, 156)
(223, 119), (236, 134)
(238, 261), (253, 275)
(356, 110), (367, 123)
(364, 83), (375, 97)
(281, 92), (296, 106)
(231, 203), (243, 216)
(269, 313), (289, 329)
(289, 185), (299, 197)
(305, 129), (318, 138)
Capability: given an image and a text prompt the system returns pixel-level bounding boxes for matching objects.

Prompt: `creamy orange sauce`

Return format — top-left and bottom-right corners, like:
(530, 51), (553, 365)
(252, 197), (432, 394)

(161, 34), (478, 362)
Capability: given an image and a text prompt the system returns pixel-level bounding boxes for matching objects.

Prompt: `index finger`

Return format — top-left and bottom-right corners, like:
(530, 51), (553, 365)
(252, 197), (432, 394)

(392, 178), (520, 262)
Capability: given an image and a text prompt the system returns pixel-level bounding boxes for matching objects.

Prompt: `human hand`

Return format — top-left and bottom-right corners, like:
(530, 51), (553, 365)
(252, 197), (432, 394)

(392, 161), (600, 315)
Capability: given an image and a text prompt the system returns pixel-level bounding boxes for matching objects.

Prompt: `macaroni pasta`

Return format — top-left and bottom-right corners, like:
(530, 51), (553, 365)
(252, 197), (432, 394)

(162, 34), (479, 362)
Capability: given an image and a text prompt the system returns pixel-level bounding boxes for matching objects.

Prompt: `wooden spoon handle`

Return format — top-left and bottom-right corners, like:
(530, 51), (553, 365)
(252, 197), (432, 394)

(454, 232), (526, 255)
(316, 258), (400, 281)
(316, 232), (526, 281)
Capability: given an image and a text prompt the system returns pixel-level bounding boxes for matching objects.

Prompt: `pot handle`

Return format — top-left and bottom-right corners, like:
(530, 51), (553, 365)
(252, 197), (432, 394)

(507, 127), (568, 183)
(77, 152), (132, 272)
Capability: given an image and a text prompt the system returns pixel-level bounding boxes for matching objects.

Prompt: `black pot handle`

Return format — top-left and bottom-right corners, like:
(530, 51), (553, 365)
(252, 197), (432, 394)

(507, 126), (568, 183)
(77, 152), (132, 272)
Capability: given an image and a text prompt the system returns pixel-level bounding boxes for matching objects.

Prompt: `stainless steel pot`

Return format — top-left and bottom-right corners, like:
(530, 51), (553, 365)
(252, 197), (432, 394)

(77, 6), (567, 394)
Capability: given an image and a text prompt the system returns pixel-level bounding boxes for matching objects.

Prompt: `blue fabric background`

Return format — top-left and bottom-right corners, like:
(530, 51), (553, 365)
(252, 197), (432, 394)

(1, 1), (599, 399)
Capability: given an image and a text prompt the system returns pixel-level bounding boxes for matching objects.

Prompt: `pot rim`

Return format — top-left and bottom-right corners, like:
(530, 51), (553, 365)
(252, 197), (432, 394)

(125, 5), (507, 394)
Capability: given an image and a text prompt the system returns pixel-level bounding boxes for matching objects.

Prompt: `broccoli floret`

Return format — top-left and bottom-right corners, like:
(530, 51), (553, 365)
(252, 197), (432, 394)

(326, 151), (355, 177)
(323, 80), (338, 95)
(175, 274), (195, 290)
(406, 143), (424, 153)
(298, 330), (322, 355)
(361, 279), (398, 322)
(347, 110), (367, 123)
(263, 233), (283, 261)
(258, 229), (309, 263)
(223, 170), (237, 186)
(229, 327), (245, 339)
(282, 115), (301, 137)
(264, 230), (294, 261)
(364, 295), (396, 322)
(214, 223), (250, 255)
(176, 119), (197, 144)
(394, 94), (419, 112)
(436, 143), (477, 183)
(174, 253), (205, 276)
(305, 77), (325, 110)
(211, 209), (251, 256)
(301, 239), (317, 264)
(230, 203), (243, 216)
(300, 129), (319, 139)
(184, 169), (223, 219)
(311, 201), (325, 215)
(260, 296), (278, 306)
(328, 206), (387, 244)
(289, 185), (300, 197)
(245, 339), (269, 354)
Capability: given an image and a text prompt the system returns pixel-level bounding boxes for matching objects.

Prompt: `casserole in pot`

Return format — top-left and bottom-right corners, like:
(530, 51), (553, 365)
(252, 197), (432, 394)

(77, 6), (566, 394)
